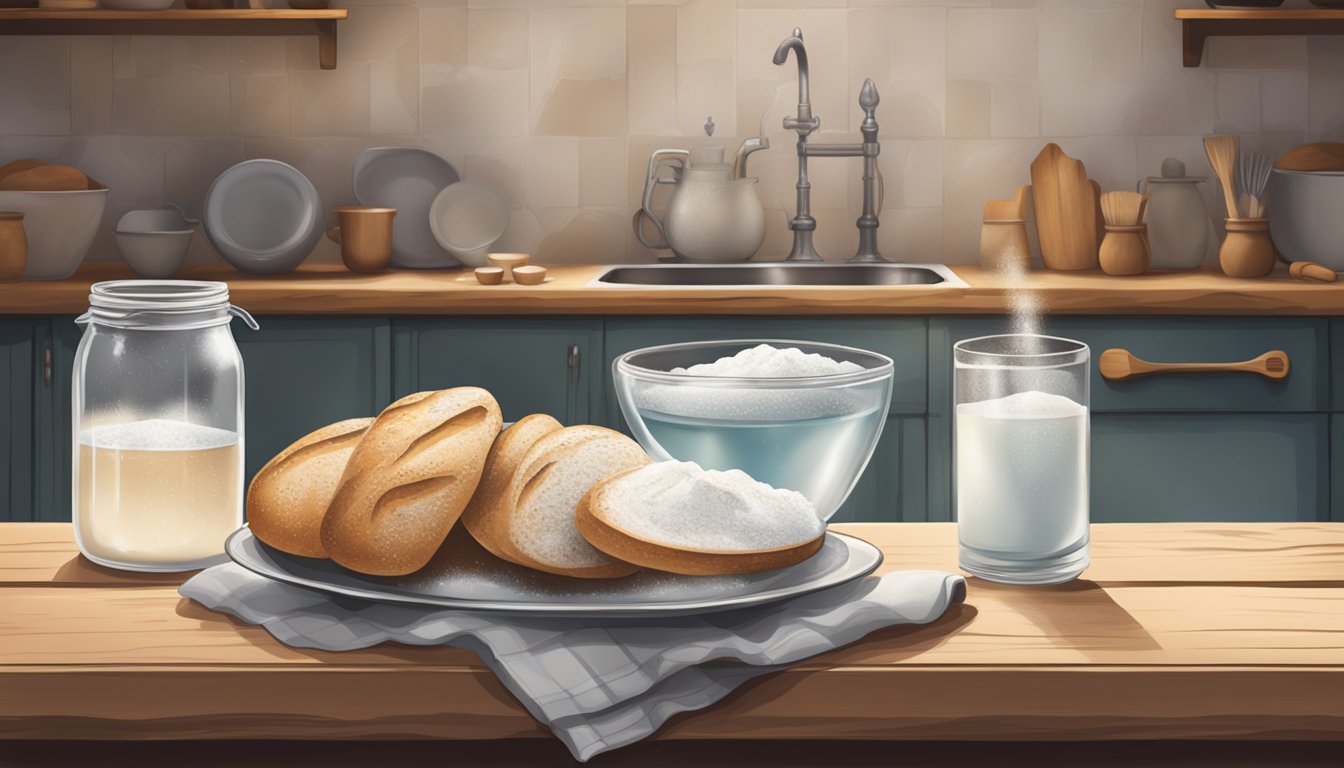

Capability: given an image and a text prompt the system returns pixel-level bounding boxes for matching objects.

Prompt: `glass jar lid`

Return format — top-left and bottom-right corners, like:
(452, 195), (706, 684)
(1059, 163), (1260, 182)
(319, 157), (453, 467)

(81, 280), (259, 331)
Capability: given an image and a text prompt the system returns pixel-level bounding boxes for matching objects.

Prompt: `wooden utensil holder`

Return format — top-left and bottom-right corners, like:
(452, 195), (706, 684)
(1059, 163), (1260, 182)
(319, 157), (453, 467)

(1099, 224), (1150, 276)
(1219, 217), (1275, 278)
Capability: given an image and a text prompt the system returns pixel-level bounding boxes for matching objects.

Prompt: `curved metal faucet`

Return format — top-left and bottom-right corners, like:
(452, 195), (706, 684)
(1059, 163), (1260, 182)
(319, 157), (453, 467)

(772, 28), (887, 262)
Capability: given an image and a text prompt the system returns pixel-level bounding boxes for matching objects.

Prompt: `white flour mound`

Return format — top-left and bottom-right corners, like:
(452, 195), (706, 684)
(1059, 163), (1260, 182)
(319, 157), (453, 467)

(599, 461), (824, 552)
(673, 344), (864, 378)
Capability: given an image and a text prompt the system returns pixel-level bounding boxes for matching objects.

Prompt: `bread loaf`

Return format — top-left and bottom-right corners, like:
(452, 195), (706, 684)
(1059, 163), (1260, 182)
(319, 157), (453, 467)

(320, 387), (502, 576)
(500, 426), (651, 578)
(246, 417), (373, 558)
(460, 413), (562, 564)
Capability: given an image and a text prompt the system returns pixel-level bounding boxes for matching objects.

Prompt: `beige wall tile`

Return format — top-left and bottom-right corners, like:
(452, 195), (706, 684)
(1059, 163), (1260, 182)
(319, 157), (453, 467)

(0, 38), (70, 136)
(290, 65), (373, 136)
(991, 80), (1039, 139)
(530, 6), (627, 136)
(579, 138), (627, 208)
(71, 39), (114, 136)
(947, 80), (990, 139)
(627, 5), (678, 136)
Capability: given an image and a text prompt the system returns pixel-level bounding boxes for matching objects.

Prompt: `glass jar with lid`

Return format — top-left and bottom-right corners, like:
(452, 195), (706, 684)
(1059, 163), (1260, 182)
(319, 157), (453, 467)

(72, 280), (258, 572)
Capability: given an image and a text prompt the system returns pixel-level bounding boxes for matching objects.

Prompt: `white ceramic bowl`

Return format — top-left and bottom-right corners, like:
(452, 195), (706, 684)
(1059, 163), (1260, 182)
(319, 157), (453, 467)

(613, 340), (894, 521)
(0, 188), (108, 280)
(115, 209), (194, 279)
(428, 181), (509, 268)
(1267, 169), (1344, 270)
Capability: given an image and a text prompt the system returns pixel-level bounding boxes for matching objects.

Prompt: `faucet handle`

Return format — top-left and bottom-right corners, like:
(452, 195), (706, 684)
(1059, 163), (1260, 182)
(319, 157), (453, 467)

(783, 114), (821, 134)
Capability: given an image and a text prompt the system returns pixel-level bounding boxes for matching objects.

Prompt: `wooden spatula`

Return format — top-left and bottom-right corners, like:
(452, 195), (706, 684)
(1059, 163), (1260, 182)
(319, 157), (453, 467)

(1099, 348), (1289, 382)
(1203, 135), (1241, 218)
(1031, 143), (1098, 270)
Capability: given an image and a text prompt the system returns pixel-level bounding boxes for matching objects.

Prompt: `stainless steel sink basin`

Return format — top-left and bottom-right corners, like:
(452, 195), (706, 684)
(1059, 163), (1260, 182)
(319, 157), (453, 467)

(591, 263), (965, 288)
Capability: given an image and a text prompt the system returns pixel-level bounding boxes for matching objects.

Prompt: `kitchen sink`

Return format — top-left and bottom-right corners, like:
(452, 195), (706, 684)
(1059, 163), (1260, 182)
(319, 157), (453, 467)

(591, 263), (966, 288)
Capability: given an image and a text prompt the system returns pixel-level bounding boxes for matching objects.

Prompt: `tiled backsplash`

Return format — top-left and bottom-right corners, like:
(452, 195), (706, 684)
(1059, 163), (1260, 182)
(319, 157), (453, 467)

(2, 0), (1342, 266)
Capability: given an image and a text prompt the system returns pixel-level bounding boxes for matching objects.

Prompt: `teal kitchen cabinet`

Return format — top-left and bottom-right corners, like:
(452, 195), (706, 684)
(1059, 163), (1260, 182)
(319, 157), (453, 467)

(393, 318), (603, 425)
(0, 321), (36, 521)
(929, 317), (1331, 523)
(32, 316), (394, 523)
(1333, 319), (1344, 412)
(1334, 415), (1344, 522)
(603, 318), (928, 522)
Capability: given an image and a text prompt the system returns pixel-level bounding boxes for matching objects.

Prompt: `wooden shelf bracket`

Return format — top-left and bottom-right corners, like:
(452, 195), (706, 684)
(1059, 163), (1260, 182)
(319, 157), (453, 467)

(1176, 9), (1344, 68)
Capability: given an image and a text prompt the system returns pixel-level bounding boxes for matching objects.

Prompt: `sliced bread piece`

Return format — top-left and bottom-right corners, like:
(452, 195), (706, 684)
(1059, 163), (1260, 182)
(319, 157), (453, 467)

(576, 461), (826, 576)
(503, 425), (651, 578)
(246, 417), (373, 558)
(320, 387), (502, 576)
(460, 413), (563, 565)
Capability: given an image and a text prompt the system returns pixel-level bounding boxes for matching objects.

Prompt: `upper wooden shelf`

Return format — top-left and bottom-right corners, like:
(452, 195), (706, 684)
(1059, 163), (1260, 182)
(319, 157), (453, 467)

(0, 8), (348, 69)
(1175, 8), (1344, 67)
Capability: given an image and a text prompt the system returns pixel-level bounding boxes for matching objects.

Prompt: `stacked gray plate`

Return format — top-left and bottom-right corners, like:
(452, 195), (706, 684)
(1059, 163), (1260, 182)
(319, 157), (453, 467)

(204, 159), (324, 275)
(353, 146), (461, 269)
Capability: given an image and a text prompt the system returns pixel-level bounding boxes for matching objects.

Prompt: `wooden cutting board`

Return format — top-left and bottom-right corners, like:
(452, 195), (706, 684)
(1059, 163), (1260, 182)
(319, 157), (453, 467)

(1030, 143), (1099, 271)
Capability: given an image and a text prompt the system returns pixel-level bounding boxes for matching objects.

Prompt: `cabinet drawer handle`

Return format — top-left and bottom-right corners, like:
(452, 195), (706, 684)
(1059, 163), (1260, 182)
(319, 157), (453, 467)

(1099, 348), (1289, 382)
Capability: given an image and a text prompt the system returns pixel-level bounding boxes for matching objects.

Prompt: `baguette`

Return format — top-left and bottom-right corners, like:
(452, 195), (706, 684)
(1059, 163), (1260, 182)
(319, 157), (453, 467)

(320, 387), (502, 576)
(246, 417), (373, 558)
(500, 426), (651, 578)
(459, 413), (563, 565)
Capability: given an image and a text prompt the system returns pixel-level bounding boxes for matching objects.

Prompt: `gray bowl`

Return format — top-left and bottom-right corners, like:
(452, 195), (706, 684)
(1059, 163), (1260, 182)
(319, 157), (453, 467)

(204, 159), (323, 275)
(1267, 168), (1344, 270)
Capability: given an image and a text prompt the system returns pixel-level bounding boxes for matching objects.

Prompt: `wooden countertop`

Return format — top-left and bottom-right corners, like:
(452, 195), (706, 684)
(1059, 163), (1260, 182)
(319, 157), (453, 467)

(2, 262), (1342, 316)
(2, 522), (1342, 744)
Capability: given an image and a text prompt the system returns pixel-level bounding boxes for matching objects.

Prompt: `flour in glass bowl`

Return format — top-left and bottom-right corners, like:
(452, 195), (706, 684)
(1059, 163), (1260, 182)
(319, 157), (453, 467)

(672, 344), (864, 378)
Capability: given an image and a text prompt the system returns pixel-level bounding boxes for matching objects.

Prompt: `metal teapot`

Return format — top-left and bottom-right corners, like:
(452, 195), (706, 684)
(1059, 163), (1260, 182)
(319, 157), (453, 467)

(634, 124), (768, 263)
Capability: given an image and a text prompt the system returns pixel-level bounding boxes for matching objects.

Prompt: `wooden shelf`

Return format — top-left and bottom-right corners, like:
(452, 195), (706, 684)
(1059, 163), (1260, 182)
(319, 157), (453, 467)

(0, 9), (347, 69)
(1176, 8), (1344, 67)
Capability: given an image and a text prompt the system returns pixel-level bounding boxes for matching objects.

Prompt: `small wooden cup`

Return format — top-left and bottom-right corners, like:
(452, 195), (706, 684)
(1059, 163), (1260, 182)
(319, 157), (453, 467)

(327, 206), (395, 273)
(0, 212), (27, 282)
(474, 267), (504, 285)
(1219, 218), (1275, 279)
(512, 265), (547, 285)
(486, 252), (529, 282)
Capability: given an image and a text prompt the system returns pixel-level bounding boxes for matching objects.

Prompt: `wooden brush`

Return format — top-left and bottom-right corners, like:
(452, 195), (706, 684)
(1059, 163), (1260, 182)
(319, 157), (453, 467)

(1204, 135), (1241, 218)
(1099, 191), (1145, 226)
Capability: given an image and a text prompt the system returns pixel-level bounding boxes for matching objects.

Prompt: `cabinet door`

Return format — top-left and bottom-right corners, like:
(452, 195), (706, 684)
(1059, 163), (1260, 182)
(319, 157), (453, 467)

(393, 318), (602, 425)
(0, 321), (36, 521)
(1092, 414), (1327, 522)
(1333, 415), (1344, 522)
(234, 318), (392, 488)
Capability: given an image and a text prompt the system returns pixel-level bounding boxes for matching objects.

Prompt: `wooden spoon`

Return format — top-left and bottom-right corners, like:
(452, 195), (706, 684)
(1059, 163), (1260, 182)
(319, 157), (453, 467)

(1203, 135), (1241, 218)
(1099, 348), (1289, 382)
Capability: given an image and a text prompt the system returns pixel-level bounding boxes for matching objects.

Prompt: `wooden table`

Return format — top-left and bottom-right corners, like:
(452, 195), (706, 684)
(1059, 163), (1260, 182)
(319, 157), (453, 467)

(2, 523), (1342, 765)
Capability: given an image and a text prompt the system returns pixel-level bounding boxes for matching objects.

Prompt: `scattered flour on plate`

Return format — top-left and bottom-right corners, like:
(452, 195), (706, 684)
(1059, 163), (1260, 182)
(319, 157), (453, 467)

(599, 461), (824, 552)
(672, 343), (864, 378)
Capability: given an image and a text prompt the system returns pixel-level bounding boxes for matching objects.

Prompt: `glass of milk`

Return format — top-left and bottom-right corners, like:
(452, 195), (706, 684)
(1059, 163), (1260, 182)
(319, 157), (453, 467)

(954, 334), (1090, 584)
(72, 281), (258, 572)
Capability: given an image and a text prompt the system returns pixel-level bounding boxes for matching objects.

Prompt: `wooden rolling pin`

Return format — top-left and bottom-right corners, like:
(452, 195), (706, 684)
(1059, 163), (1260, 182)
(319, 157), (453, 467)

(1288, 261), (1337, 283)
(1099, 348), (1289, 382)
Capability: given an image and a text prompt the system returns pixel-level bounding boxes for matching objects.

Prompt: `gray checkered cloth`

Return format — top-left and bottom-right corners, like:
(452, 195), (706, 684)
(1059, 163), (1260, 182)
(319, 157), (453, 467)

(181, 564), (965, 761)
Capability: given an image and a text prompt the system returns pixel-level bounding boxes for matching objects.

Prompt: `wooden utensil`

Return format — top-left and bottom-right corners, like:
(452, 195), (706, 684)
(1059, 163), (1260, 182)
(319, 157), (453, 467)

(1099, 348), (1289, 382)
(1030, 143), (1099, 270)
(1098, 191), (1150, 276)
(1289, 261), (1337, 283)
(1203, 135), (1241, 217)
(1275, 142), (1344, 173)
(1219, 217), (1275, 278)
(0, 164), (88, 192)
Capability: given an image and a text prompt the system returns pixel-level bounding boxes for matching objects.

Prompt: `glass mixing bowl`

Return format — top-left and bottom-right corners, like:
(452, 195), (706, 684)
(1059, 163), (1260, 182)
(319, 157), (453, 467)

(613, 340), (894, 521)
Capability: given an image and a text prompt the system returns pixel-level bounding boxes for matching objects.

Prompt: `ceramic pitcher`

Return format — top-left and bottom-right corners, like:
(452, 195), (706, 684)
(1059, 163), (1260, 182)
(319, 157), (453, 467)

(634, 143), (767, 263)
(1139, 158), (1210, 270)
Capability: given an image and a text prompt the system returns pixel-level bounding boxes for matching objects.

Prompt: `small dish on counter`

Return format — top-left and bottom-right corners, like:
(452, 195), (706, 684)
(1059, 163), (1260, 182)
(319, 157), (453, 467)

(115, 205), (198, 279)
(204, 159), (323, 276)
(428, 181), (509, 268)
(512, 265), (548, 285)
(474, 266), (504, 285)
(486, 252), (528, 282)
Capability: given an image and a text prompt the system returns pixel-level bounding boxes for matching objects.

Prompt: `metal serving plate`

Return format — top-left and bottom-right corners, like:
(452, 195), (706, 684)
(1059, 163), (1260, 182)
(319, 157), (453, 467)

(589, 262), (967, 288)
(226, 527), (882, 618)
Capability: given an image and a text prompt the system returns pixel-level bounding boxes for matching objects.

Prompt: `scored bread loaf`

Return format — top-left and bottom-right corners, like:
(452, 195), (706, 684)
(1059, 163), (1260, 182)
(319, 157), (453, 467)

(575, 462), (825, 576)
(320, 387), (502, 576)
(499, 425), (651, 578)
(246, 417), (374, 558)
(460, 413), (563, 565)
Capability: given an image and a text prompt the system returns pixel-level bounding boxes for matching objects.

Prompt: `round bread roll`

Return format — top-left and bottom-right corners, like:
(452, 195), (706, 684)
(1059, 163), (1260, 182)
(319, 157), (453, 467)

(500, 425), (651, 579)
(320, 387), (502, 576)
(459, 413), (563, 565)
(246, 417), (373, 558)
